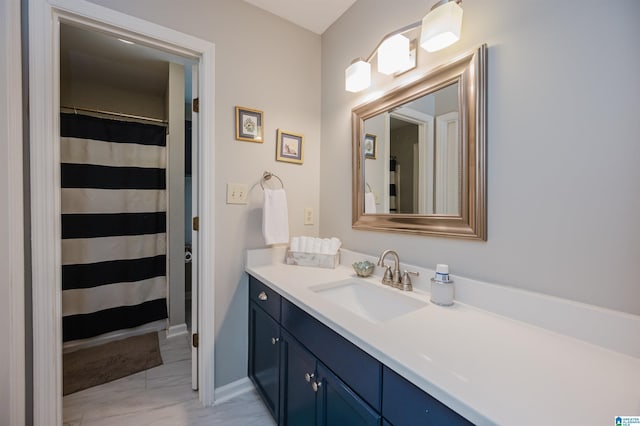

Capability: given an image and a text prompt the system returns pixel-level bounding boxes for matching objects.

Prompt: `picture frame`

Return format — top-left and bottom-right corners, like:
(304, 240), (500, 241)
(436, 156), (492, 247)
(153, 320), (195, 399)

(364, 133), (377, 159)
(235, 106), (264, 143)
(276, 129), (304, 164)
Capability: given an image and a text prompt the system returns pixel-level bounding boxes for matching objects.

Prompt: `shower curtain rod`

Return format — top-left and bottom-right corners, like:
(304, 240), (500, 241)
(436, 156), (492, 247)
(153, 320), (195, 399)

(61, 105), (168, 125)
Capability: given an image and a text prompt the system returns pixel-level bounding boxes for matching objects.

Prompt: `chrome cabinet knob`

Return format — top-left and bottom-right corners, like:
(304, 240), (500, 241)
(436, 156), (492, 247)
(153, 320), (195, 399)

(311, 381), (322, 392)
(258, 291), (268, 301)
(271, 337), (279, 345)
(304, 372), (314, 382)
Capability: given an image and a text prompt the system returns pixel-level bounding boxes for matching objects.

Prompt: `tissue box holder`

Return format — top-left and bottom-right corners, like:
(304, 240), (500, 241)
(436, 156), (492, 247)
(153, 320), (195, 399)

(285, 250), (340, 269)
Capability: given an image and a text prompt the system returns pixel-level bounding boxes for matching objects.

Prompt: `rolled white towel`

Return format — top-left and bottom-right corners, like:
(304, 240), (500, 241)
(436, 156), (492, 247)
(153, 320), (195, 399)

(290, 237), (300, 252)
(320, 238), (331, 254)
(312, 238), (322, 253)
(329, 237), (342, 255)
(303, 236), (314, 253)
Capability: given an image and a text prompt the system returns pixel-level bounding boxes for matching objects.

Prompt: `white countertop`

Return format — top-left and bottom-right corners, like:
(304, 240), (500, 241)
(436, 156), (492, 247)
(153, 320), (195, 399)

(246, 248), (640, 425)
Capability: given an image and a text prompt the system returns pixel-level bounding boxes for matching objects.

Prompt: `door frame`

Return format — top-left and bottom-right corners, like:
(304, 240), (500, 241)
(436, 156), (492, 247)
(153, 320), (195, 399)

(388, 107), (434, 214)
(28, 0), (216, 423)
(2, 0), (26, 424)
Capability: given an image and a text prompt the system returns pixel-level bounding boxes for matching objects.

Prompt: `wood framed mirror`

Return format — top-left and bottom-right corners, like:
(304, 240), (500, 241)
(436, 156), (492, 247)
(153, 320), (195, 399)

(352, 44), (487, 240)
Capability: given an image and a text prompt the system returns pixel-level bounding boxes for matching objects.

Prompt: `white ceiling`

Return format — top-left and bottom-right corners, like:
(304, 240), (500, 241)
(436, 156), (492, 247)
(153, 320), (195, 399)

(60, 24), (194, 103)
(243, 0), (357, 34)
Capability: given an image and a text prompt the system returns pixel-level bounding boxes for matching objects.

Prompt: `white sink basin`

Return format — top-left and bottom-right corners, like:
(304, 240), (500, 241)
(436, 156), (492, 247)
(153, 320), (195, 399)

(311, 278), (427, 323)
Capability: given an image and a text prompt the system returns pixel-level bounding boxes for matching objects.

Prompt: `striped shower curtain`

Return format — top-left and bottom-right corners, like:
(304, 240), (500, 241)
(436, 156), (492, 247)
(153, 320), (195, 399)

(60, 113), (168, 342)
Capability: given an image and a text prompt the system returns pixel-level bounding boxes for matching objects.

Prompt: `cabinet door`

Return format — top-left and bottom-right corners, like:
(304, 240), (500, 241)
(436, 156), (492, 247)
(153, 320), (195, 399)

(317, 362), (381, 426)
(281, 332), (317, 426)
(248, 301), (280, 420)
(280, 331), (317, 426)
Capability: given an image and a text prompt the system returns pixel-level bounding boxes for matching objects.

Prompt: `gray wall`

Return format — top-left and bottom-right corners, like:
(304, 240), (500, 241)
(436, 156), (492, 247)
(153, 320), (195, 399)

(321, 0), (640, 315)
(87, 0), (322, 387)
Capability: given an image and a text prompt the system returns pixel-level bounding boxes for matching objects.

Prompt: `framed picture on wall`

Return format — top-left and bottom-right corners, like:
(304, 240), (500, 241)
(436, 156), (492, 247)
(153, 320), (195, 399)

(364, 133), (377, 159)
(276, 129), (304, 164)
(235, 106), (264, 142)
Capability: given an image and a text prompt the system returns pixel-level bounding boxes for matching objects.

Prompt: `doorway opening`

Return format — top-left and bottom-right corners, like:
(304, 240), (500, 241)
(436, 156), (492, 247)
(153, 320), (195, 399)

(28, 2), (216, 422)
(59, 20), (200, 409)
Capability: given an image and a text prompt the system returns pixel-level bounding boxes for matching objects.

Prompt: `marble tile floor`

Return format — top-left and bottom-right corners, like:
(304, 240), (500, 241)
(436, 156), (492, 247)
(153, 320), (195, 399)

(63, 333), (275, 426)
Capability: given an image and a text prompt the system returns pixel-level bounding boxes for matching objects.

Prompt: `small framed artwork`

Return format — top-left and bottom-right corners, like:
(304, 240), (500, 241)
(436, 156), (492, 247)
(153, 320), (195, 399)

(276, 129), (304, 164)
(235, 106), (264, 143)
(364, 133), (377, 159)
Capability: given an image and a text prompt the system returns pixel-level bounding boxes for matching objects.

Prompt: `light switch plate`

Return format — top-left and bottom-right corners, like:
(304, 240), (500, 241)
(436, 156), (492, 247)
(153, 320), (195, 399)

(304, 207), (314, 225)
(227, 183), (248, 204)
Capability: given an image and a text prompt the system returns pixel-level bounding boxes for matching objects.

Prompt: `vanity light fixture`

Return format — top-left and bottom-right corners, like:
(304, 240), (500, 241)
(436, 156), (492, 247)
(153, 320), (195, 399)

(344, 0), (463, 93)
(377, 34), (411, 75)
(421, 0), (464, 52)
(345, 58), (371, 93)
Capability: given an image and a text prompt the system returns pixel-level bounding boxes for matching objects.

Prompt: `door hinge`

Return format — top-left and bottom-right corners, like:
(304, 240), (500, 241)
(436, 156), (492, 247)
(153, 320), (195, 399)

(193, 216), (199, 231)
(192, 98), (199, 113)
(192, 333), (199, 348)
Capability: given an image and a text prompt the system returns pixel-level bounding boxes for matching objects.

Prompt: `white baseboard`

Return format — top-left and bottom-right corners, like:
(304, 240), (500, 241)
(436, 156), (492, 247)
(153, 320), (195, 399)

(63, 319), (167, 353)
(214, 377), (254, 405)
(166, 323), (189, 339)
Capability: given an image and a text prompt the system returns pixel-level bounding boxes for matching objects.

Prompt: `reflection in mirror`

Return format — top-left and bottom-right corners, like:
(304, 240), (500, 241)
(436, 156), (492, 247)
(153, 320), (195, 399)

(363, 82), (459, 215)
(352, 45), (487, 240)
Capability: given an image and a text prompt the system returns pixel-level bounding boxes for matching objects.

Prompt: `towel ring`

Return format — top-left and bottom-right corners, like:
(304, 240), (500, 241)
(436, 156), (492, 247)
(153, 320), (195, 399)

(260, 171), (284, 189)
(365, 183), (372, 193)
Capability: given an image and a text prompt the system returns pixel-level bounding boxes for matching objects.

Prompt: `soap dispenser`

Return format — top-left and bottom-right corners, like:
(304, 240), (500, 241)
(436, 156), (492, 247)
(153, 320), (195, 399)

(430, 264), (454, 306)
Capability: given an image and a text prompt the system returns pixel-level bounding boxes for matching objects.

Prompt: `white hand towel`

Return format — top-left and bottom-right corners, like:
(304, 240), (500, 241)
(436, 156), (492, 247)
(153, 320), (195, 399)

(262, 188), (290, 245)
(364, 192), (377, 214)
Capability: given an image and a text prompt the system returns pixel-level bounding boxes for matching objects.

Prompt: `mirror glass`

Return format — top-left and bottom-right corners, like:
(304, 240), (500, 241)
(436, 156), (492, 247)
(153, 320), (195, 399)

(352, 45), (487, 240)
(363, 82), (459, 215)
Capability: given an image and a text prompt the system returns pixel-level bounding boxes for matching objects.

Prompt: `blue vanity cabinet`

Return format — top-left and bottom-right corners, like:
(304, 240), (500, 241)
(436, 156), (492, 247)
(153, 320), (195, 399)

(280, 330), (380, 426)
(281, 299), (381, 412)
(316, 362), (381, 426)
(248, 276), (282, 422)
(279, 331), (317, 425)
(382, 367), (473, 426)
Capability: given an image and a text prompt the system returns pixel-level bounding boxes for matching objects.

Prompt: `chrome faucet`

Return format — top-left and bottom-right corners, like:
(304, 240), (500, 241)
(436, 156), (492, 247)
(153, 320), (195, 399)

(377, 250), (401, 287)
(377, 249), (419, 291)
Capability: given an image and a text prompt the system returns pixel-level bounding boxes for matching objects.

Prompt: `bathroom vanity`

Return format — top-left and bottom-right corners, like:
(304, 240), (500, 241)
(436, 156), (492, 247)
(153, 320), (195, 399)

(246, 248), (640, 425)
(248, 275), (471, 425)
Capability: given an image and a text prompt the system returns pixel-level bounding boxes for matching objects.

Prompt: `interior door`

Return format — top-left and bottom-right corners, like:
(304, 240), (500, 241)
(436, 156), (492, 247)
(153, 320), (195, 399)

(190, 64), (199, 390)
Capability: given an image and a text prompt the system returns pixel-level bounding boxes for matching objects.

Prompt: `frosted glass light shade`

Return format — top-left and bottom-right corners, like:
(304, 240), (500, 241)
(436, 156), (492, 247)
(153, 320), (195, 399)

(345, 59), (371, 93)
(377, 34), (410, 75)
(420, 1), (463, 52)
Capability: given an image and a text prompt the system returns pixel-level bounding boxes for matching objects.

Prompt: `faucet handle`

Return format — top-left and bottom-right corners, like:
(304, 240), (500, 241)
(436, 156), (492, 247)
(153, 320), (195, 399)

(381, 265), (394, 286)
(400, 270), (419, 291)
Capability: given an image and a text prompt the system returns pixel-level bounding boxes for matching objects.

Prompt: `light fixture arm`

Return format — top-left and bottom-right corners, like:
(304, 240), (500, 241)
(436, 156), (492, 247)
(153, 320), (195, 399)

(430, 0), (462, 12)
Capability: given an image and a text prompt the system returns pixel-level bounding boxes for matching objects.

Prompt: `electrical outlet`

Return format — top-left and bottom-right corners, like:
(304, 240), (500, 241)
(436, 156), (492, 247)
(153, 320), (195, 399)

(304, 207), (314, 225)
(226, 183), (248, 204)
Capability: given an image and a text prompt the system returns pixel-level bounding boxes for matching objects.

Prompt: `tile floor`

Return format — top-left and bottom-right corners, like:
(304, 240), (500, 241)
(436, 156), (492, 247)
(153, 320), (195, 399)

(63, 333), (275, 425)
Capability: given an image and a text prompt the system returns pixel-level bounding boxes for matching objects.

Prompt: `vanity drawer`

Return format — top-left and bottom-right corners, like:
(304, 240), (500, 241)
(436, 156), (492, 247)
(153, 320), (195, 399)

(281, 299), (381, 411)
(382, 367), (472, 426)
(249, 275), (281, 321)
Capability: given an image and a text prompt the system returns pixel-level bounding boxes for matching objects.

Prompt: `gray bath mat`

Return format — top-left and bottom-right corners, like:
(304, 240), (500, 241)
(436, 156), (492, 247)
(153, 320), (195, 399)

(63, 332), (163, 395)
